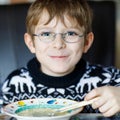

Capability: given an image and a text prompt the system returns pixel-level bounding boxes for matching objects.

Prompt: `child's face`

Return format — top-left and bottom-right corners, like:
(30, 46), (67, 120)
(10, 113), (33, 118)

(24, 13), (93, 76)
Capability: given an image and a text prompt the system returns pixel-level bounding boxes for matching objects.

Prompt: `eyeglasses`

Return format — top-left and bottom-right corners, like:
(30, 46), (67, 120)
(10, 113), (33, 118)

(32, 31), (84, 43)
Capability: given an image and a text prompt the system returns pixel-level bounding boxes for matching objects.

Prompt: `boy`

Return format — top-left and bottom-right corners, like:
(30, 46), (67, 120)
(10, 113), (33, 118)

(1, 0), (120, 117)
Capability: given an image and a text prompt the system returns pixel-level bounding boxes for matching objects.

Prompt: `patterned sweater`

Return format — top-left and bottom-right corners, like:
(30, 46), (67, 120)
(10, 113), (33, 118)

(1, 57), (120, 113)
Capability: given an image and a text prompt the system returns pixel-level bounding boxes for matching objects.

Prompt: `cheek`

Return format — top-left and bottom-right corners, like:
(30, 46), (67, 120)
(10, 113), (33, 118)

(34, 42), (48, 56)
(71, 42), (85, 55)
(69, 43), (85, 63)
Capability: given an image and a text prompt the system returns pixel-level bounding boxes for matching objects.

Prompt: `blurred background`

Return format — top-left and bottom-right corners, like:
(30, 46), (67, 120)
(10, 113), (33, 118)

(0, 0), (120, 85)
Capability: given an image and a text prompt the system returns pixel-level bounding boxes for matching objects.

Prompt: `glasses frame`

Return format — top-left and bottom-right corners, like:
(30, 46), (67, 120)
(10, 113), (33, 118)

(32, 32), (84, 43)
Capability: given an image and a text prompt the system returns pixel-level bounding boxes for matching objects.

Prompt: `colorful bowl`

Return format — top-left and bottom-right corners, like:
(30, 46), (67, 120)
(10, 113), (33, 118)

(2, 98), (81, 120)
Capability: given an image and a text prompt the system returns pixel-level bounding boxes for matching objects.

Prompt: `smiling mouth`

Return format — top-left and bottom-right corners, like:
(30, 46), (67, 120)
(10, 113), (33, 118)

(50, 56), (67, 58)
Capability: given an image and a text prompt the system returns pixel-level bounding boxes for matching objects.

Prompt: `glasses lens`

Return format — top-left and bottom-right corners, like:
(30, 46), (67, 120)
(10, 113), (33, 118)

(64, 31), (81, 43)
(39, 32), (54, 42)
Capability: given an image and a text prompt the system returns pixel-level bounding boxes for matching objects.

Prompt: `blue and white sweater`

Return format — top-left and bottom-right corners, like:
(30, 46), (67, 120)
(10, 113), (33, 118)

(1, 57), (120, 113)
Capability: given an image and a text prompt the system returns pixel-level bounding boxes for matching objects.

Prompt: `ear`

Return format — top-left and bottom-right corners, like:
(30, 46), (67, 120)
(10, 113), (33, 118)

(83, 32), (94, 53)
(24, 33), (35, 53)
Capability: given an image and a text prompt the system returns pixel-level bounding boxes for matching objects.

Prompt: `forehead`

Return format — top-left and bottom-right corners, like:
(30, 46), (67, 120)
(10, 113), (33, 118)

(36, 10), (83, 30)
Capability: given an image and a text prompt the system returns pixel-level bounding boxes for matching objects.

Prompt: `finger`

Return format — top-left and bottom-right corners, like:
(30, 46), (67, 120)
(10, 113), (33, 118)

(85, 89), (97, 100)
(85, 88), (101, 100)
(99, 101), (113, 113)
(92, 97), (106, 109)
(102, 105), (120, 117)
(79, 107), (84, 112)
(101, 99), (120, 117)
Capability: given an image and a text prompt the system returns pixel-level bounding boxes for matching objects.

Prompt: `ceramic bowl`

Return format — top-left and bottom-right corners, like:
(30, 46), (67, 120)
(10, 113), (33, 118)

(2, 98), (81, 120)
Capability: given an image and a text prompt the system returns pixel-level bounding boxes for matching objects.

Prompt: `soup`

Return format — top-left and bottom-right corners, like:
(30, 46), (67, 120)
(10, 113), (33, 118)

(17, 108), (68, 117)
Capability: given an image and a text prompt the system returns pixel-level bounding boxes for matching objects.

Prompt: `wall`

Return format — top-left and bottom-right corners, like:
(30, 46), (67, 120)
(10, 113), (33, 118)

(0, 4), (34, 85)
(115, 2), (120, 68)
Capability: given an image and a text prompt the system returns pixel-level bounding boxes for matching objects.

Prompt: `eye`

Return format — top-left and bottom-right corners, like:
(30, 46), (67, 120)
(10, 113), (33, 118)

(40, 32), (52, 37)
(66, 31), (78, 36)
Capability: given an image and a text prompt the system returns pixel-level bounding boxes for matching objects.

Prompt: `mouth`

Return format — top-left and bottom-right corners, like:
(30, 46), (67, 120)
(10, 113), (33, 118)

(50, 56), (67, 59)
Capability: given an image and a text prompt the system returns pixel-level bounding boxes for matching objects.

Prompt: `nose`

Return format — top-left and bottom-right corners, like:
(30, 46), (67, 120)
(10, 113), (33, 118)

(52, 34), (66, 49)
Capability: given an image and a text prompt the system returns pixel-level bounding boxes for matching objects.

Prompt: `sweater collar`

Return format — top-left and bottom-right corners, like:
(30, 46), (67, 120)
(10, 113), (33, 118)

(27, 57), (86, 87)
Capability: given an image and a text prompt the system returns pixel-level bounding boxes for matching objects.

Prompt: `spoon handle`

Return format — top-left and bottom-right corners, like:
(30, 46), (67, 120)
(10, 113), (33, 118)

(58, 97), (99, 113)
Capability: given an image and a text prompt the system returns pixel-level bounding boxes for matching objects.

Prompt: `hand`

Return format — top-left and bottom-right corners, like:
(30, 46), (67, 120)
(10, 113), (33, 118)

(84, 86), (120, 117)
